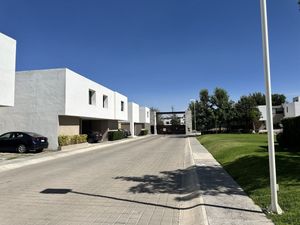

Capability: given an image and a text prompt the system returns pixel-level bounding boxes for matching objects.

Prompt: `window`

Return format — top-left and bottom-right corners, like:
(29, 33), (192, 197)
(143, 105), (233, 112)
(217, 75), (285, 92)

(147, 111), (149, 118)
(286, 107), (288, 113)
(275, 108), (283, 114)
(89, 90), (96, 105)
(103, 95), (108, 108)
(121, 101), (124, 111)
(0, 133), (12, 140)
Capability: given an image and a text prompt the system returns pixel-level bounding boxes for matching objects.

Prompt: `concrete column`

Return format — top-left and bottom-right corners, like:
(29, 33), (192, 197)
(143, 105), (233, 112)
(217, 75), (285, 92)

(154, 111), (157, 135)
(130, 121), (135, 137)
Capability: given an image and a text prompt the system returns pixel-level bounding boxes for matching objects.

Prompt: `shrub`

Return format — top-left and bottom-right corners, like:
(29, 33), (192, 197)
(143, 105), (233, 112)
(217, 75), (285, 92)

(276, 132), (284, 147)
(139, 129), (148, 136)
(278, 116), (300, 151)
(58, 135), (69, 146)
(108, 130), (125, 141)
(58, 134), (87, 146)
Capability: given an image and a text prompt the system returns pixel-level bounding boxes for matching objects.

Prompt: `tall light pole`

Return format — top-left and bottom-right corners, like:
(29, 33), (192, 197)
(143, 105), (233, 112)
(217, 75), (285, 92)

(190, 99), (196, 132)
(260, 0), (282, 214)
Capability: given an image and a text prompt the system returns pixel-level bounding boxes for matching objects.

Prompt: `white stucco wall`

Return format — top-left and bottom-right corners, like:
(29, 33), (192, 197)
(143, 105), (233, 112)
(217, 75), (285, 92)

(127, 102), (139, 137)
(0, 68), (130, 149)
(128, 102), (139, 123)
(0, 69), (66, 149)
(258, 105), (267, 121)
(284, 102), (300, 118)
(0, 33), (16, 107)
(139, 106), (150, 124)
(114, 92), (128, 121)
(65, 69), (116, 119)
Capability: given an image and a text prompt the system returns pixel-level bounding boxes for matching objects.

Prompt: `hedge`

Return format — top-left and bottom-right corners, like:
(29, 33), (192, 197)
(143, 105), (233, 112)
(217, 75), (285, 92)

(108, 130), (125, 141)
(58, 134), (87, 146)
(139, 129), (148, 136)
(277, 116), (300, 151)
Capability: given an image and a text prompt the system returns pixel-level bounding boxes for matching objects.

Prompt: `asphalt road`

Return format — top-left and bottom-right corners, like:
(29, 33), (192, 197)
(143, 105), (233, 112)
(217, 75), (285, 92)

(0, 135), (197, 225)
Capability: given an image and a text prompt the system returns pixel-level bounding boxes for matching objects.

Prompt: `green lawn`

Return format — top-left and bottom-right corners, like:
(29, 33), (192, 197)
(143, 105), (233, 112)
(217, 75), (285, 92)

(198, 134), (300, 225)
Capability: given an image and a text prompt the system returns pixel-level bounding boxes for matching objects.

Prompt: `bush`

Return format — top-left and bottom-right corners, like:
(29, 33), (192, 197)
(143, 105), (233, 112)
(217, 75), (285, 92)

(108, 130), (125, 141)
(139, 129), (148, 136)
(278, 116), (300, 151)
(58, 134), (87, 146)
(276, 132), (284, 147)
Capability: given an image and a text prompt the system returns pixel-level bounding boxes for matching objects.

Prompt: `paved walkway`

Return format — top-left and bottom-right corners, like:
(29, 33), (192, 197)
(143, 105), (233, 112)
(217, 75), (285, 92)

(188, 137), (273, 225)
(0, 135), (273, 225)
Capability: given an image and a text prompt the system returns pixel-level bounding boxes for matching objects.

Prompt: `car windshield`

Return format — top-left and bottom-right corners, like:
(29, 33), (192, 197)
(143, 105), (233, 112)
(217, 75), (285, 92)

(26, 132), (42, 137)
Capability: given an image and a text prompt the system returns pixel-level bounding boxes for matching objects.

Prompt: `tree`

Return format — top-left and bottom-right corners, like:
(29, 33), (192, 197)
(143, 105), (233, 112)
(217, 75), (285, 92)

(250, 92), (265, 105)
(210, 87), (233, 131)
(250, 92), (286, 106)
(272, 94), (286, 106)
(198, 89), (215, 131)
(235, 95), (261, 130)
(170, 114), (181, 125)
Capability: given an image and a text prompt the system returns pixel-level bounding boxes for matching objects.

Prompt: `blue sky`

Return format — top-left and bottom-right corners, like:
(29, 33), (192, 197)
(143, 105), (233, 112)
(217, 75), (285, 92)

(1, 0), (299, 111)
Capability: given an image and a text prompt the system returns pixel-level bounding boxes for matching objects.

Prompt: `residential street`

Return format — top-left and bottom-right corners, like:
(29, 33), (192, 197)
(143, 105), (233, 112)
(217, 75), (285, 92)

(0, 135), (272, 225)
(0, 136), (196, 225)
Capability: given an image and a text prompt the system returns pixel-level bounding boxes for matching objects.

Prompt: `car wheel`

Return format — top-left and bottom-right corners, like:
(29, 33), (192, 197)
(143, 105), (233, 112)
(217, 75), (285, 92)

(35, 148), (43, 153)
(16, 144), (27, 153)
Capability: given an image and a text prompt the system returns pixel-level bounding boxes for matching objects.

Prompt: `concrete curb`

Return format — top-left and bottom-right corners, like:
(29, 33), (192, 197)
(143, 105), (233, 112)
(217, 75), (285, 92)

(0, 135), (152, 173)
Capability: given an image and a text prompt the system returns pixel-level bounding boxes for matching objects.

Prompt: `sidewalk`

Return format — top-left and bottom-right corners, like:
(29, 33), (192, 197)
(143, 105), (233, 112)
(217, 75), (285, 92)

(187, 137), (274, 225)
(0, 135), (152, 173)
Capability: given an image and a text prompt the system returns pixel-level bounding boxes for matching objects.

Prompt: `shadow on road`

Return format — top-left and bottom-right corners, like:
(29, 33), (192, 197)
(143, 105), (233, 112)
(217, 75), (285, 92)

(115, 165), (246, 199)
(39, 188), (263, 213)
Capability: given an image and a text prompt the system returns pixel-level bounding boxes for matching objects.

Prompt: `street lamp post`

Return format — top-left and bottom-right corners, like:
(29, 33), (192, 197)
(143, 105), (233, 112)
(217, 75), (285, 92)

(190, 99), (196, 132)
(260, 0), (282, 214)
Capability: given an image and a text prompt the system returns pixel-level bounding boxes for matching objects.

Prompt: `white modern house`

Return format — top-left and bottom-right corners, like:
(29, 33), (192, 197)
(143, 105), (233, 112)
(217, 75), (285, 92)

(257, 97), (300, 131)
(139, 106), (151, 131)
(161, 114), (185, 126)
(0, 33), (16, 107)
(121, 103), (150, 136)
(257, 105), (284, 125)
(0, 68), (128, 149)
(283, 96), (300, 118)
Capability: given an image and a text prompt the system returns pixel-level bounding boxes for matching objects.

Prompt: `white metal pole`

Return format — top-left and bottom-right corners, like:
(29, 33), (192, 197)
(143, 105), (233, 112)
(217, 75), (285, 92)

(194, 102), (196, 132)
(154, 111), (157, 135)
(260, 0), (282, 214)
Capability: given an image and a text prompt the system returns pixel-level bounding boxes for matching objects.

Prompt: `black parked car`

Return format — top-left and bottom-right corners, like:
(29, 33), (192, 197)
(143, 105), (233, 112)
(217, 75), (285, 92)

(87, 131), (102, 143)
(0, 132), (48, 153)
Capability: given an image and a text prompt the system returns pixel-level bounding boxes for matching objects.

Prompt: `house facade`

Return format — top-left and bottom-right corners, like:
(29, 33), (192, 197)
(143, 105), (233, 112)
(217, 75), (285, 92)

(257, 97), (300, 130)
(0, 33), (16, 107)
(283, 96), (300, 118)
(257, 105), (284, 127)
(121, 103), (150, 136)
(0, 68), (128, 149)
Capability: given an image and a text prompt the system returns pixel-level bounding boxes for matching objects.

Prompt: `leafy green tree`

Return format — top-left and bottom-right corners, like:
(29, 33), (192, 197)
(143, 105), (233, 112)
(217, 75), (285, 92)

(170, 114), (181, 125)
(250, 92), (286, 106)
(210, 87), (233, 131)
(272, 94), (286, 106)
(235, 95), (261, 130)
(250, 92), (265, 105)
(198, 89), (215, 131)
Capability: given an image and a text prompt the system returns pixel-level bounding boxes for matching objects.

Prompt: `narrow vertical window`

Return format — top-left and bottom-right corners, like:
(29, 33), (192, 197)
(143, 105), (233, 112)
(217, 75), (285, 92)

(103, 95), (108, 108)
(89, 90), (96, 105)
(121, 101), (124, 111)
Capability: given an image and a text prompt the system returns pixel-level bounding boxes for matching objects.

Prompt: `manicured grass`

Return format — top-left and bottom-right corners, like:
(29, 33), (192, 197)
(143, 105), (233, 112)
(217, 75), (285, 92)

(198, 134), (300, 225)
